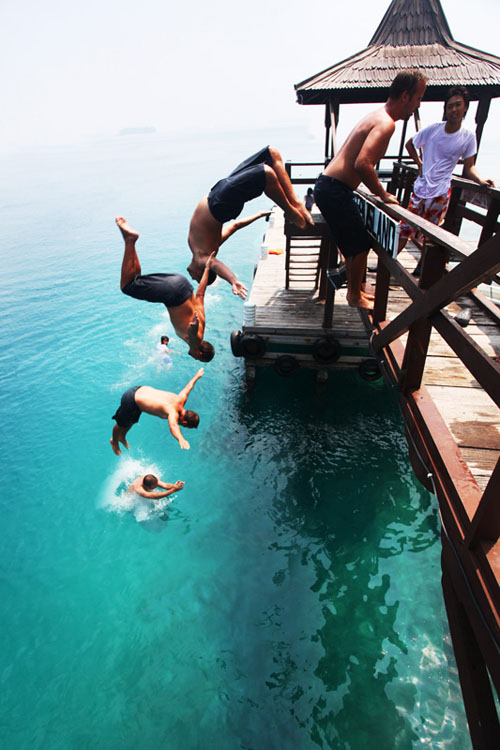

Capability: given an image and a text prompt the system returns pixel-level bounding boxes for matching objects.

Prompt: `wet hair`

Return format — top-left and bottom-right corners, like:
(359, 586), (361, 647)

(388, 69), (427, 100)
(198, 340), (215, 362)
(206, 269), (217, 286)
(443, 86), (470, 120)
(143, 474), (158, 490)
(307, 188), (314, 196)
(182, 410), (199, 429)
(160, 335), (169, 345)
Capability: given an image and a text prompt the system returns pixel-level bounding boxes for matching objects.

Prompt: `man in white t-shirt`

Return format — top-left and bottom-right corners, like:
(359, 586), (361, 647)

(399, 86), (495, 267)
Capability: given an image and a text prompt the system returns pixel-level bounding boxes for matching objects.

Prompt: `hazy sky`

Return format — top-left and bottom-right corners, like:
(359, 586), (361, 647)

(1, 0), (499, 154)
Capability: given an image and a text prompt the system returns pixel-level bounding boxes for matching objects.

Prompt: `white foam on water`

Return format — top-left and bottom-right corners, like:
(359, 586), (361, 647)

(98, 455), (175, 522)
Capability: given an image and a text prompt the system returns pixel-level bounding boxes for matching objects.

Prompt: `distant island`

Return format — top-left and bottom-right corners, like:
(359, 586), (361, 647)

(119, 127), (156, 136)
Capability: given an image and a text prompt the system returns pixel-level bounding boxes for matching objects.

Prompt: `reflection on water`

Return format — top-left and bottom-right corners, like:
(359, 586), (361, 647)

(201, 368), (468, 748)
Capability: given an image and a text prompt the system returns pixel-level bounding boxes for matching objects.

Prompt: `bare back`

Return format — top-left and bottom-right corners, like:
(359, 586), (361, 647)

(324, 106), (396, 189)
(167, 293), (204, 346)
(134, 386), (179, 419)
(188, 197), (223, 265)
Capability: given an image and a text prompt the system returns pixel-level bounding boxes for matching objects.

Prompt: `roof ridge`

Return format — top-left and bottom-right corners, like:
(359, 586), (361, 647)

(369, 0), (453, 47)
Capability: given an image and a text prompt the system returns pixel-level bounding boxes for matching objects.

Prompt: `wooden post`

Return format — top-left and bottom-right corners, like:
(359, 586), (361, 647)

(329, 98), (339, 162)
(475, 97), (491, 152)
(324, 103), (331, 162)
(399, 243), (448, 394)
(442, 552), (500, 749)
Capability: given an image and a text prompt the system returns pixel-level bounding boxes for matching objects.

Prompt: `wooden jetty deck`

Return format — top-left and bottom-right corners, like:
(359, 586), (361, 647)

(236, 209), (371, 377)
(239, 205), (500, 492)
(233, 176), (500, 747)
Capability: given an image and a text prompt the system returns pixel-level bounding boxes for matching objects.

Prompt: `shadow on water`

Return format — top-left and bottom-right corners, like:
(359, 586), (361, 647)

(205, 367), (451, 748)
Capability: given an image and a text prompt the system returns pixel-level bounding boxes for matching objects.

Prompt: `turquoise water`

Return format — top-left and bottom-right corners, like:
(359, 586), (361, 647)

(1, 129), (471, 749)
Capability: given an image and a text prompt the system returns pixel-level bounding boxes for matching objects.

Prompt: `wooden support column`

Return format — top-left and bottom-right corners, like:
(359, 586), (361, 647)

(328, 98), (339, 163)
(443, 185), (464, 236)
(442, 550), (500, 749)
(399, 243), (448, 394)
(372, 253), (390, 324)
(466, 458), (500, 545)
(479, 194), (500, 246)
(324, 103), (331, 163)
(475, 97), (491, 152)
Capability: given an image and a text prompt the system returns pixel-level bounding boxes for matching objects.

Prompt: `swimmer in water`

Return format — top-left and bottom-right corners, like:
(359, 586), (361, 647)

(127, 474), (185, 500)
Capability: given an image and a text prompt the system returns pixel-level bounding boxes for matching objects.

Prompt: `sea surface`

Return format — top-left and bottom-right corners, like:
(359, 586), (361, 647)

(0, 127), (472, 749)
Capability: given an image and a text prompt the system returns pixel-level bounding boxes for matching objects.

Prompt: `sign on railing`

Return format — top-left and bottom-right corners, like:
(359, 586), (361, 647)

(353, 193), (400, 258)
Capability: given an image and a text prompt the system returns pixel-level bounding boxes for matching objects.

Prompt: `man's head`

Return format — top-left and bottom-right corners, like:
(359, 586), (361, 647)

(187, 260), (217, 286)
(190, 340), (215, 362)
(180, 410), (200, 429)
(143, 474), (158, 490)
(443, 86), (469, 123)
(160, 335), (169, 345)
(388, 69), (428, 117)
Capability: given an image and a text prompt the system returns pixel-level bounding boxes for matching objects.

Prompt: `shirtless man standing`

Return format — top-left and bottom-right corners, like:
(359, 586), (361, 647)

(314, 69), (428, 309)
(110, 367), (204, 454)
(187, 145), (314, 298)
(127, 474), (185, 500)
(116, 216), (215, 362)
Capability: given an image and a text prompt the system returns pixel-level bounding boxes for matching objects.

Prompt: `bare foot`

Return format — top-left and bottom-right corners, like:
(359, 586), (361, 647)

(347, 293), (373, 311)
(298, 202), (315, 226)
(115, 216), (139, 241)
(110, 438), (121, 456)
(285, 207), (306, 229)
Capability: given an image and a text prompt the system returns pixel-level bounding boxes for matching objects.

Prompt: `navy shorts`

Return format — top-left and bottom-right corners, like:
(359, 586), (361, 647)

(122, 273), (193, 307)
(314, 175), (372, 258)
(112, 386), (142, 429)
(207, 146), (272, 223)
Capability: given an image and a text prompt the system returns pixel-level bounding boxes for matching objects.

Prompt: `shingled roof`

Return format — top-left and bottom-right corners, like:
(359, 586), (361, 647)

(295, 0), (500, 105)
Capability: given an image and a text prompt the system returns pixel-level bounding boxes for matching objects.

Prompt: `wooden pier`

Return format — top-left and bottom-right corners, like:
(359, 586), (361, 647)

(232, 170), (500, 748)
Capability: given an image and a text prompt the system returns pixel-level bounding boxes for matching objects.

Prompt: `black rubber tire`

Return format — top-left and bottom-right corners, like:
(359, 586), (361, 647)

(274, 355), (299, 377)
(311, 337), (341, 364)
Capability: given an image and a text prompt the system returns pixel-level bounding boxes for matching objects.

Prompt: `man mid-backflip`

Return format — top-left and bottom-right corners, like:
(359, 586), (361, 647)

(186, 145), (314, 299)
(116, 216), (215, 362)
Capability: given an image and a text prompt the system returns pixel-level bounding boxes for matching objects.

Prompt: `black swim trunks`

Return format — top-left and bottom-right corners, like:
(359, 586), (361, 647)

(112, 386), (143, 429)
(314, 175), (372, 258)
(207, 146), (272, 223)
(122, 273), (193, 307)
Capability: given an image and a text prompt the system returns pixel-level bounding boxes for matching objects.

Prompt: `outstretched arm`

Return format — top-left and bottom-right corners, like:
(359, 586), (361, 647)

(135, 483), (184, 499)
(177, 367), (204, 406)
(195, 252), (216, 302)
(157, 479), (185, 492)
(220, 210), (271, 244)
(463, 157), (495, 187)
(167, 411), (190, 450)
(206, 258), (248, 299)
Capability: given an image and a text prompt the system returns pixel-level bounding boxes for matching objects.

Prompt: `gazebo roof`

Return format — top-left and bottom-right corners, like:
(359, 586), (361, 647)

(295, 0), (500, 105)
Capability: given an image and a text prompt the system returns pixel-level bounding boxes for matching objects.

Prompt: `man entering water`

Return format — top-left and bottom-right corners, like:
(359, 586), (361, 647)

(186, 145), (314, 298)
(127, 474), (185, 500)
(116, 217), (215, 361)
(110, 368), (204, 454)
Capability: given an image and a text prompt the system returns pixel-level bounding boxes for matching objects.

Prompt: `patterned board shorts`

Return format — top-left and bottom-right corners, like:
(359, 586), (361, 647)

(399, 189), (451, 241)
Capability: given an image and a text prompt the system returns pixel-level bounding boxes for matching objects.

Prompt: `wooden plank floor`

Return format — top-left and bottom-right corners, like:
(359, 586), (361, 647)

(245, 209), (366, 339)
(367, 246), (500, 490)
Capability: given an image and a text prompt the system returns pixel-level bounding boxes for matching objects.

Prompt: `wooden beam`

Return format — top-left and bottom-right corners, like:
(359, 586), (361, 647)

(372, 232), (500, 352)
(475, 97), (491, 152)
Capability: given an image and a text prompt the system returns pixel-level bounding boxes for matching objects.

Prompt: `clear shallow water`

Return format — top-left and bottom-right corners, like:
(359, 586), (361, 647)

(1, 129), (471, 749)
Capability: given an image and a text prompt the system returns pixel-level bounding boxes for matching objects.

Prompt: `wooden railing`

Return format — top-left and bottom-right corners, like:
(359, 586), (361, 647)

(364, 186), (500, 749)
